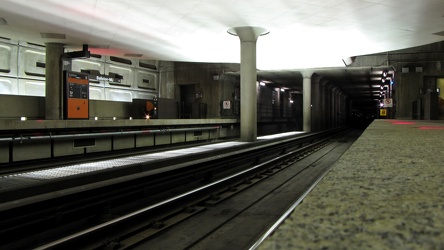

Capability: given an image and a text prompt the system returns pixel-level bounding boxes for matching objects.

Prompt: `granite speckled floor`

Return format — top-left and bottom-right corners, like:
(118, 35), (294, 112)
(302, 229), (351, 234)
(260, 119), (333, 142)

(259, 120), (444, 250)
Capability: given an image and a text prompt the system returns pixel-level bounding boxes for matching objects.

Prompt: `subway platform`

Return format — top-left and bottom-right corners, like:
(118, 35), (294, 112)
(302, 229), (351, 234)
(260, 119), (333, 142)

(259, 119), (444, 249)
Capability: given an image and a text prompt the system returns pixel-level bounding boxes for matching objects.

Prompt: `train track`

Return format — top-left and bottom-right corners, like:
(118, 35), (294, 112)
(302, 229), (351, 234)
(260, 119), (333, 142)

(0, 128), (360, 249)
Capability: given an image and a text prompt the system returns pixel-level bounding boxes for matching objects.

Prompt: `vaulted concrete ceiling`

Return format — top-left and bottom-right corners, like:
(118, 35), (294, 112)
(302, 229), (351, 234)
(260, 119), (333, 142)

(255, 65), (394, 102)
(0, 0), (442, 114)
(1, 0), (443, 70)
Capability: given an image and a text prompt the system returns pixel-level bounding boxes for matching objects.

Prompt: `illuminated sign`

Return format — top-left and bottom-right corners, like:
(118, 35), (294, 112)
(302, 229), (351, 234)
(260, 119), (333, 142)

(383, 98), (393, 107)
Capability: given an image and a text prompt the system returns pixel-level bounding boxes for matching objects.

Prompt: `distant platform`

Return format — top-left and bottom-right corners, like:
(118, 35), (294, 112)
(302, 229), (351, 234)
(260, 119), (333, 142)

(0, 118), (238, 131)
(259, 119), (444, 249)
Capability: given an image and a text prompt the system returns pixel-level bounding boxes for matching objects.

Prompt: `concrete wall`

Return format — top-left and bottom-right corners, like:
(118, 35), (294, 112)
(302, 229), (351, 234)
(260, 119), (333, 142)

(174, 62), (240, 118)
(158, 61), (176, 99)
(350, 41), (444, 119)
(0, 123), (239, 164)
(0, 94), (45, 119)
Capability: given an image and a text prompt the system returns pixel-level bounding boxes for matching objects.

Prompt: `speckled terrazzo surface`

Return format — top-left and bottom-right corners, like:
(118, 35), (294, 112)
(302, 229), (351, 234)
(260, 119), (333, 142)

(259, 120), (444, 250)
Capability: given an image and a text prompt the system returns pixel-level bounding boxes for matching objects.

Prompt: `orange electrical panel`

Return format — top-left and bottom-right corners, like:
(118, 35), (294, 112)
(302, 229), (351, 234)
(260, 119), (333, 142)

(64, 71), (89, 119)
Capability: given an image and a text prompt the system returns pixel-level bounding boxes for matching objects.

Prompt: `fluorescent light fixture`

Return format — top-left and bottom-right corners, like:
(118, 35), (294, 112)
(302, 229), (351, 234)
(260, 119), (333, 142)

(94, 117), (98, 120)
(20, 117), (27, 121)
(260, 82), (266, 86)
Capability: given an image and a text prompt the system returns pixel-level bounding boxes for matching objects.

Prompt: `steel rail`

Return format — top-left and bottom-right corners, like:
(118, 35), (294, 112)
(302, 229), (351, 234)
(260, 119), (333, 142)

(249, 160), (334, 250)
(35, 135), (331, 250)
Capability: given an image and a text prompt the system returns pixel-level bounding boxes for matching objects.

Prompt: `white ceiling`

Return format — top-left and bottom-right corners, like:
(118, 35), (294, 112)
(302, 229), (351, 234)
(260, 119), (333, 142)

(1, 0), (444, 70)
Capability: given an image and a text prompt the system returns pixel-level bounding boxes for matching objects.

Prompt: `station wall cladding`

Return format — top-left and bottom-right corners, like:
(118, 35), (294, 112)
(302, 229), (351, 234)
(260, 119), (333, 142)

(0, 39), (245, 120)
(0, 40), (161, 99)
(0, 39), (175, 119)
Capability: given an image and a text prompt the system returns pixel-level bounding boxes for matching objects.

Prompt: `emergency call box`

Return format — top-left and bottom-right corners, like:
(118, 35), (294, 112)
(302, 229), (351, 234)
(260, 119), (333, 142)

(64, 71), (89, 119)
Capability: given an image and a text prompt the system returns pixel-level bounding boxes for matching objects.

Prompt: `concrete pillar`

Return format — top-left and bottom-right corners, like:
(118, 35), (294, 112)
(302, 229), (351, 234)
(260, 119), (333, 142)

(335, 89), (341, 127)
(312, 76), (320, 132)
(325, 84), (332, 129)
(228, 26), (268, 142)
(319, 80), (327, 130)
(331, 87), (337, 128)
(302, 70), (313, 132)
(343, 94), (349, 125)
(45, 43), (64, 120)
(339, 92), (344, 126)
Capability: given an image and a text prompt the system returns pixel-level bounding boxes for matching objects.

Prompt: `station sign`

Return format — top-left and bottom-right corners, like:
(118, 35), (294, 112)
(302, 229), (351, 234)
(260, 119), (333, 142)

(223, 101), (231, 110)
(92, 74), (123, 84)
(383, 98), (393, 107)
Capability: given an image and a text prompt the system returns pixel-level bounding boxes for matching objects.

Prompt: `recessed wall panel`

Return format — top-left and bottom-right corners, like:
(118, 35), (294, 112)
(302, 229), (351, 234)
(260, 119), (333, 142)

(135, 91), (156, 100)
(18, 79), (45, 96)
(105, 88), (133, 102)
(113, 136), (135, 150)
(105, 64), (134, 88)
(85, 137), (111, 153)
(13, 140), (51, 161)
(155, 133), (170, 145)
(172, 132), (186, 143)
(53, 139), (84, 157)
(0, 142), (9, 163)
(105, 56), (135, 67)
(135, 69), (157, 90)
(89, 86), (105, 100)
(209, 129), (220, 139)
(0, 77), (18, 95)
(18, 46), (46, 80)
(136, 59), (158, 71)
(136, 134), (154, 147)
(0, 43), (18, 77)
(72, 59), (105, 86)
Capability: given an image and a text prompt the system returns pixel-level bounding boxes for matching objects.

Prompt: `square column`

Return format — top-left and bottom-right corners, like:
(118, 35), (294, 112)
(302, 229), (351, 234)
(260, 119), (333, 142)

(45, 43), (64, 120)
